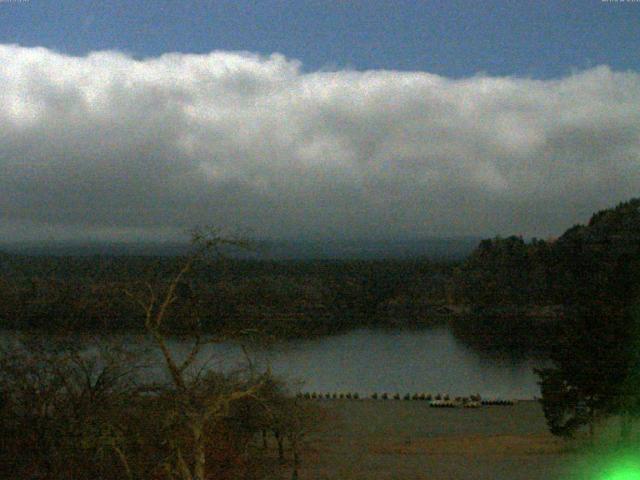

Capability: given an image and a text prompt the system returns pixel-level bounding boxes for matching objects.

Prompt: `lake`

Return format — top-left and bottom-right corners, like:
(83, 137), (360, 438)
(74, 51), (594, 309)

(161, 327), (544, 399)
(1, 327), (545, 399)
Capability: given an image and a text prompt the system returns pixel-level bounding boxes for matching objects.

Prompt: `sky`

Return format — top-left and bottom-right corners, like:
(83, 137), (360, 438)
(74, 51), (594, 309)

(0, 0), (639, 243)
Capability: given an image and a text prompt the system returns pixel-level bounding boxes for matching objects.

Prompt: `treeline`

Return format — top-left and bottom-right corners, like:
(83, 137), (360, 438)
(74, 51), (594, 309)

(0, 232), (327, 480)
(454, 198), (640, 308)
(453, 236), (555, 307)
(453, 198), (640, 439)
(2, 198), (638, 357)
(537, 200), (640, 440)
(0, 254), (455, 338)
(449, 198), (640, 356)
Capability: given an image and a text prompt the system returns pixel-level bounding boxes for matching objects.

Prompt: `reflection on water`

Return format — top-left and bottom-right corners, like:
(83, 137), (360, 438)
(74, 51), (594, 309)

(1, 327), (545, 399)
(164, 327), (543, 399)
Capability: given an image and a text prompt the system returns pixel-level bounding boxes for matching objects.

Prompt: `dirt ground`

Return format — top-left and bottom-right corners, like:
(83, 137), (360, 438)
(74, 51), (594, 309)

(291, 400), (592, 480)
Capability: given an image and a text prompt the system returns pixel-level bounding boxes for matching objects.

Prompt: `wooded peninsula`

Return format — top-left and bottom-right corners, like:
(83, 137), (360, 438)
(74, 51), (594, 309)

(1, 198), (638, 357)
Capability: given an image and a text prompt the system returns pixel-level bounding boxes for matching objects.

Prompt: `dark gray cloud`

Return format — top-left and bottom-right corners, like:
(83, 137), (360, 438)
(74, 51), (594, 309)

(1, 45), (639, 242)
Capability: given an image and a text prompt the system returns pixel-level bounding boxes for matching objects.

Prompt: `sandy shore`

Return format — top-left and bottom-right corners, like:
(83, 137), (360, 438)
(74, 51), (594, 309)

(293, 399), (587, 480)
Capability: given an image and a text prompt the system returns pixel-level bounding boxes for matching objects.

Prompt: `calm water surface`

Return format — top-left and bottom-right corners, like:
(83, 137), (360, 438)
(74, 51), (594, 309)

(2, 327), (544, 399)
(164, 327), (543, 399)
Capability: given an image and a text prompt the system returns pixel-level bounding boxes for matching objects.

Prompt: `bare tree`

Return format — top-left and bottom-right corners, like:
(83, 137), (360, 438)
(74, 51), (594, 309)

(283, 398), (326, 480)
(124, 227), (264, 480)
(0, 333), (142, 480)
(245, 375), (325, 480)
(0, 227), (311, 480)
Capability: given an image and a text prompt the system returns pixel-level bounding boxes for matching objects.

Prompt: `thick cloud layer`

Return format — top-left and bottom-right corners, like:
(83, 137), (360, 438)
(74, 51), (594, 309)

(1, 45), (639, 242)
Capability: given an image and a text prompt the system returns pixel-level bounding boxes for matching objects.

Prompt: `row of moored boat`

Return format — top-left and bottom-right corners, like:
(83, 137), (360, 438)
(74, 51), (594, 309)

(296, 392), (515, 406)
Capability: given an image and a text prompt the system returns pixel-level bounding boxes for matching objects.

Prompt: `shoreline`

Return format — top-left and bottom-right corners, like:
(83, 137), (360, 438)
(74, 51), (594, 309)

(295, 398), (588, 479)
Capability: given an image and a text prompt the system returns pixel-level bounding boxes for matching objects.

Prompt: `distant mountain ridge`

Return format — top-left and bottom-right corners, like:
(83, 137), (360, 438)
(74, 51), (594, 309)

(0, 237), (481, 260)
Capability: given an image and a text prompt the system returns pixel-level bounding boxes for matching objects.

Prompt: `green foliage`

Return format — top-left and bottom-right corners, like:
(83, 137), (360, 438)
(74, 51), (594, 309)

(530, 199), (640, 438)
(535, 306), (637, 438)
(536, 367), (586, 437)
(551, 198), (640, 307)
(449, 197), (640, 435)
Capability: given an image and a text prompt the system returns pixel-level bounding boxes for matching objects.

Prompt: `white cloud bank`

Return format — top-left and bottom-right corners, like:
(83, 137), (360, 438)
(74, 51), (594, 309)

(1, 44), (639, 242)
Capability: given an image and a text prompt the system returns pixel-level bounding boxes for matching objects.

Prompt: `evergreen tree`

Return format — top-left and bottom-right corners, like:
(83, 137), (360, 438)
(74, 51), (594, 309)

(536, 306), (636, 439)
(535, 199), (640, 439)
